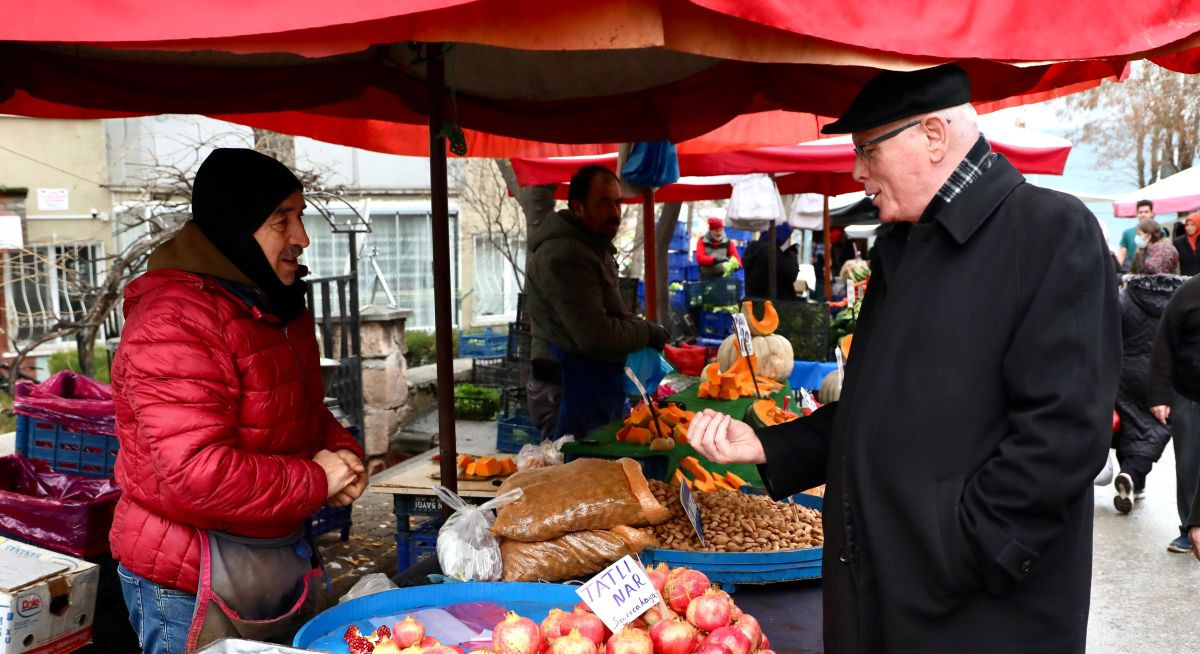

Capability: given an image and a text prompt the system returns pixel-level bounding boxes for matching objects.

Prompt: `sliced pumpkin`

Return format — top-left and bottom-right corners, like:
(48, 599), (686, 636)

(457, 454), (474, 470)
(744, 300), (780, 336)
(679, 456), (714, 486)
(726, 471), (750, 489)
(712, 476), (735, 492)
(499, 457), (518, 475)
(625, 426), (653, 445)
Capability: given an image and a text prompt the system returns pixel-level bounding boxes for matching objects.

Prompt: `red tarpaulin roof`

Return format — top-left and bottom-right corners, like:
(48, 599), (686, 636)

(510, 127), (1072, 201)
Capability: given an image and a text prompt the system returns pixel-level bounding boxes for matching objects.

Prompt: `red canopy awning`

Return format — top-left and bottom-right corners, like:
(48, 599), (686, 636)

(511, 127), (1072, 199)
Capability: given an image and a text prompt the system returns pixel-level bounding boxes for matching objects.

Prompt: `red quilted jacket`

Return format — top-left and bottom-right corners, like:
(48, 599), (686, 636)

(109, 229), (360, 592)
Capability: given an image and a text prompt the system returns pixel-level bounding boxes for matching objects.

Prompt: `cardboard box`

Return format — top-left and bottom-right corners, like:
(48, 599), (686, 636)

(0, 537), (98, 653)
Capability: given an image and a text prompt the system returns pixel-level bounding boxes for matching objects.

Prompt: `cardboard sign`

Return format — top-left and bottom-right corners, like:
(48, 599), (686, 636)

(679, 482), (706, 547)
(732, 313), (754, 356)
(576, 555), (662, 633)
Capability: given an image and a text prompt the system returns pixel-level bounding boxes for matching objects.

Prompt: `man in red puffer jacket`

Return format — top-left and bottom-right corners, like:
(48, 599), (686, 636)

(110, 149), (366, 654)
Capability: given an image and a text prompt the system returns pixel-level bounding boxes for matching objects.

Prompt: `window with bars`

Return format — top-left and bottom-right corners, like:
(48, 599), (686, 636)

(303, 208), (459, 331)
(472, 234), (525, 319)
(4, 242), (106, 346)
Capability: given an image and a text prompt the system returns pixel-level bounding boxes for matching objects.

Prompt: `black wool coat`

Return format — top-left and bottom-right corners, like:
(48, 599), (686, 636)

(756, 157), (1120, 654)
(1114, 274), (1184, 462)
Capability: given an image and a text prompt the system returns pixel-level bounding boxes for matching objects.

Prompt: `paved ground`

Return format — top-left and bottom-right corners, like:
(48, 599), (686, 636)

(1088, 445), (1200, 653)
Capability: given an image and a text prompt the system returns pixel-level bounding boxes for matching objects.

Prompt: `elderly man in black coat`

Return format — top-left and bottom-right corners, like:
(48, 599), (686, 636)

(688, 65), (1119, 654)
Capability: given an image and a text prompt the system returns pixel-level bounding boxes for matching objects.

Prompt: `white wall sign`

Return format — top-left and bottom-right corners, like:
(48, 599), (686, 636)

(0, 216), (23, 248)
(576, 555), (662, 633)
(36, 188), (69, 211)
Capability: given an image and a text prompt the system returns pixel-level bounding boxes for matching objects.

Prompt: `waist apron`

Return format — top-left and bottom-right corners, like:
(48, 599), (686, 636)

(551, 344), (626, 440)
(185, 528), (321, 653)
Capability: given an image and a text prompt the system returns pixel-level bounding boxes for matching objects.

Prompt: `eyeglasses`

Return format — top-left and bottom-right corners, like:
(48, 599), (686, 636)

(853, 119), (938, 160)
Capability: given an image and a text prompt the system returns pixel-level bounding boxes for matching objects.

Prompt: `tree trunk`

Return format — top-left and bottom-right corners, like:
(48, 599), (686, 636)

(496, 159), (556, 239)
(76, 325), (99, 377)
(655, 203), (682, 324)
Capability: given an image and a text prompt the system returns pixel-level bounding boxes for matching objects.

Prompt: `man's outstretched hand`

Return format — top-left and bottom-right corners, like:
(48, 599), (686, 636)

(687, 408), (766, 465)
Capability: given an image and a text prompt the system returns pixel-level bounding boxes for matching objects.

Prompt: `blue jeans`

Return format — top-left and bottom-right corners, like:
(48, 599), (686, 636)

(117, 563), (197, 654)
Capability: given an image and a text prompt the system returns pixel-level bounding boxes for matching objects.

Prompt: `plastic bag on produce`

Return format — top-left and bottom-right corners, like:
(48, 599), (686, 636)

(491, 458), (671, 542)
(337, 573), (398, 604)
(433, 484), (524, 581)
(14, 370), (115, 436)
(515, 434), (574, 470)
(500, 525), (657, 582)
(623, 348), (673, 395)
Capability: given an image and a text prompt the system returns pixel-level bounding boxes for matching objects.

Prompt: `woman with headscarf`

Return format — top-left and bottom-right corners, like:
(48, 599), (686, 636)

(1173, 212), (1200, 276)
(109, 149), (367, 653)
(1130, 217), (1178, 275)
(742, 222), (798, 300)
(1112, 240), (1186, 514)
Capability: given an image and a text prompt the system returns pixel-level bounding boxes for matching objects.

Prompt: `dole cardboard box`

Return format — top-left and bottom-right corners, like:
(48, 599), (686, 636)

(0, 537), (98, 653)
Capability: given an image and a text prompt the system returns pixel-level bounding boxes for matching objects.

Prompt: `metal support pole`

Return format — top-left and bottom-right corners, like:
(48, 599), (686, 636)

(767, 222), (777, 301)
(823, 196), (832, 302)
(642, 189), (657, 321)
(428, 43), (458, 499)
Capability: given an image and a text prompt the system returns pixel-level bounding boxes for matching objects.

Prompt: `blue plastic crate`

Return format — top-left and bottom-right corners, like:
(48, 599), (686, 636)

(674, 222), (689, 238)
(16, 415), (118, 478)
(668, 251), (691, 268)
(670, 287), (686, 308)
(459, 329), (509, 358)
(669, 263), (701, 282)
(669, 234), (690, 250)
(306, 504), (352, 541)
(395, 518), (441, 574)
(700, 311), (735, 339)
(685, 278), (743, 308)
(497, 412), (540, 453)
(725, 228), (755, 242)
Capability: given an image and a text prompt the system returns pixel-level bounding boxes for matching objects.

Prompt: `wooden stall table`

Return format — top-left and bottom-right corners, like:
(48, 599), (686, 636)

(560, 382), (794, 486)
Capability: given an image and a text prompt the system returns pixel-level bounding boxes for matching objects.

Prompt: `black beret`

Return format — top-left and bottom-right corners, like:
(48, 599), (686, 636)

(821, 64), (971, 134)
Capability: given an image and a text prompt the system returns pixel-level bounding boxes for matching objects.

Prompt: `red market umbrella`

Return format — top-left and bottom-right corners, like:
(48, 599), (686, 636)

(0, 0), (1180, 495)
(510, 126), (1073, 197)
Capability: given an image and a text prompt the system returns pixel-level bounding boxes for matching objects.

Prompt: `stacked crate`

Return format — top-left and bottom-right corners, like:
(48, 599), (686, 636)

(494, 294), (539, 452)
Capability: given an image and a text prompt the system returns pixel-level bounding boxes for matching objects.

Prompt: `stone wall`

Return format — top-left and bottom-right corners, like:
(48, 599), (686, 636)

(331, 307), (410, 468)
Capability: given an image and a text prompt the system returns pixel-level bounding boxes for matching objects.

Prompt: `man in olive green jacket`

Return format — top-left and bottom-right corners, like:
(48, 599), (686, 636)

(524, 165), (670, 439)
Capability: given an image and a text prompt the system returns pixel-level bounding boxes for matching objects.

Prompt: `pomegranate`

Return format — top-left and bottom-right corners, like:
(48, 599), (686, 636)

(732, 614), (762, 650)
(663, 569), (710, 613)
(757, 650), (777, 654)
(645, 563), (670, 594)
(605, 627), (653, 654)
(704, 626), (752, 654)
(372, 625), (393, 642)
(649, 618), (699, 654)
(567, 611), (606, 645)
(541, 609), (571, 643)
(760, 634), (770, 649)
(686, 589), (733, 632)
(548, 628), (599, 654)
(641, 604), (677, 627)
(573, 602), (593, 614)
(493, 611), (543, 654)
(627, 615), (648, 631)
(393, 615), (426, 649)
(374, 637), (402, 654)
(695, 645), (732, 654)
(419, 636), (441, 647)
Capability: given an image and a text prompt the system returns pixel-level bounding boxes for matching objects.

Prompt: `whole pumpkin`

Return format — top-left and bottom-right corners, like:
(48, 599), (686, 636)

(717, 333), (794, 382)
